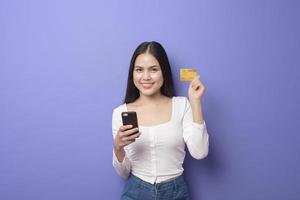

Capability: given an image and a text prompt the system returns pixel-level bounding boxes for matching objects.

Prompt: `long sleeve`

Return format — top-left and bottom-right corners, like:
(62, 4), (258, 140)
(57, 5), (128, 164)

(182, 98), (209, 159)
(112, 108), (131, 178)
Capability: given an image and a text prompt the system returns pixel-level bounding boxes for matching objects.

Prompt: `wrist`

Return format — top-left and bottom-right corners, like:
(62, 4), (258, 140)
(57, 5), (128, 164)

(189, 98), (202, 105)
(114, 143), (124, 152)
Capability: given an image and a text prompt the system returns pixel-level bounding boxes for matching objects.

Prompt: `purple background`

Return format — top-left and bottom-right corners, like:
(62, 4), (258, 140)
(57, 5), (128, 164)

(1, 0), (299, 199)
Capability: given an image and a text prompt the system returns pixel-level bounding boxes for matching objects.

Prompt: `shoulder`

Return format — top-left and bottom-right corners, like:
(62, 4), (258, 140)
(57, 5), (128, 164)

(173, 96), (189, 106)
(112, 104), (127, 118)
(173, 96), (190, 115)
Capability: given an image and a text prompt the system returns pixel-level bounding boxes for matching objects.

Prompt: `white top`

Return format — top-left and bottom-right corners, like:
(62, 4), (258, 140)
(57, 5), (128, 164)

(112, 96), (209, 184)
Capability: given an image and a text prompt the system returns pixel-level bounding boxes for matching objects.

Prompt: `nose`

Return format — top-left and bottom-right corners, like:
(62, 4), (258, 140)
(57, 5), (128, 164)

(142, 71), (151, 80)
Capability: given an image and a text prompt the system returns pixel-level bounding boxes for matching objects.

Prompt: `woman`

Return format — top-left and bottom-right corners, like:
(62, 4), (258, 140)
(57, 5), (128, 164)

(112, 41), (209, 200)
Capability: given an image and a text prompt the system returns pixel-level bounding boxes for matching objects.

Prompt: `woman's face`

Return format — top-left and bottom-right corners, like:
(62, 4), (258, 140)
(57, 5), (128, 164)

(133, 53), (164, 97)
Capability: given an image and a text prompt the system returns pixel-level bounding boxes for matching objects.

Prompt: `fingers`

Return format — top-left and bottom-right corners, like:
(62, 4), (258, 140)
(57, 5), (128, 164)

(119, 125), (134, 131)
(122, 131), (141, 142)
(121, 127), (139, 136)
(193, 82), (201, 90)
(190, 75), (205, 90)
(190, 75), (199, 85)
(119, 131), (141, 147)
(117, 125), (140, 146)
(190, 79), (200, 90)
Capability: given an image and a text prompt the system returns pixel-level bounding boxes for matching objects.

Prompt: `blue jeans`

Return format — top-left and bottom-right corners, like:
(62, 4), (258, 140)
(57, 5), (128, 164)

(121, 174), (190, 200)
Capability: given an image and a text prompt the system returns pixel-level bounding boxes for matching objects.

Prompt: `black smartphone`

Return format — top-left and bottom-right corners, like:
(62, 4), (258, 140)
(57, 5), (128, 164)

(121, 111), (139, 130)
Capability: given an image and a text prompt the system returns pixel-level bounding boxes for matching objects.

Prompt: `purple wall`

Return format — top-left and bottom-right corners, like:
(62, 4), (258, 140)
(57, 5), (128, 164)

(1, 0), (299, 199)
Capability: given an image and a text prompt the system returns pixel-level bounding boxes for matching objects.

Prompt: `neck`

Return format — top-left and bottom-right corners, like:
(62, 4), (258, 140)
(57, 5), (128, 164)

(137, 93), (166, 106)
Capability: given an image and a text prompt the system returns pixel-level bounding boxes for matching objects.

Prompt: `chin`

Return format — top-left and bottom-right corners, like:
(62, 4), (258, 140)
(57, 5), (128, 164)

(140, 91), (156, 96)
(139, 89), (159, 97)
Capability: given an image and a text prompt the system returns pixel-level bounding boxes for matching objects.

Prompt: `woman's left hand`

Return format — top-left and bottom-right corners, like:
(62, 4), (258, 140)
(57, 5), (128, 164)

(188, 75), (206, 102)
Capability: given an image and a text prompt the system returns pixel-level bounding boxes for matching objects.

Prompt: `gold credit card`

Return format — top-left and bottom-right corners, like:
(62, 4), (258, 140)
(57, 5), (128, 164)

(180, 68), (198, 81)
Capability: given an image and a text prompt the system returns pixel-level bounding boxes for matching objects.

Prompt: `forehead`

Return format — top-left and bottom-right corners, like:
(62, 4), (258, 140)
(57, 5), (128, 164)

(134, 53), (160, 67)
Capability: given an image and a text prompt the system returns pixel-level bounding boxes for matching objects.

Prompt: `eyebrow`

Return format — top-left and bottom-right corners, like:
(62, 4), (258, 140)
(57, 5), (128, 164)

(134, 65), (160, 68)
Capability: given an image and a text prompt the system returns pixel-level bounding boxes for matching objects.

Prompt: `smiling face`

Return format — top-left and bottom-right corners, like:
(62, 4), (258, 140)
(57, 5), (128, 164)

(133, 53), (164, 97)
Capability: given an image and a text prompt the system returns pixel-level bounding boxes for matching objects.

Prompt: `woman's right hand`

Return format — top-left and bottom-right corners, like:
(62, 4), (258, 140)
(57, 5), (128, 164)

(114, 125), (141, 151)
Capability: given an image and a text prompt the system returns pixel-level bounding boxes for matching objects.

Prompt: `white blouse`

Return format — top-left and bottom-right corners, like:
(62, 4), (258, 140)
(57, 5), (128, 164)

(112, 96), (209, 184)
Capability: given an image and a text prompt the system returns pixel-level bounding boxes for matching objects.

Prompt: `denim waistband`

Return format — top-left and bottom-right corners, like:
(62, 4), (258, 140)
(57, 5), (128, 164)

(128, 174), (185, 190)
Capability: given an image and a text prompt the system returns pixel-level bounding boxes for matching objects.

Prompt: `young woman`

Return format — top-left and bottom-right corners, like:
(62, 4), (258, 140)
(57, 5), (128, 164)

(112, 41), (209, 200)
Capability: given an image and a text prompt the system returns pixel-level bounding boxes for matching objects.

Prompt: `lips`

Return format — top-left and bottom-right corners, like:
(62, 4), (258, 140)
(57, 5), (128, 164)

(141, 83), (154, 89)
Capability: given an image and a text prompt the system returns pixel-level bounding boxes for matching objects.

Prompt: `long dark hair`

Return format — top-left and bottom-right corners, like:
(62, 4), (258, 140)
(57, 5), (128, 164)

(124, 41), (175, 103)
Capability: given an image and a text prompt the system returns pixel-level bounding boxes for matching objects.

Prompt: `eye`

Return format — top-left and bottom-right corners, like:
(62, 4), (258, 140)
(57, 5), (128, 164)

(151, 68), (159, 72)
(134, 68), (142, 72)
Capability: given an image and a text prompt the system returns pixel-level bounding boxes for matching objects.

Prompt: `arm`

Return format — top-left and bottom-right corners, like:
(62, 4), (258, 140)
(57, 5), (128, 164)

(112, 108), (140, 178)
(183, 75), (209, 159)
(112, 108), (131, 177)
(182, 98), (209, 159)
(189, 99), (204, 124)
